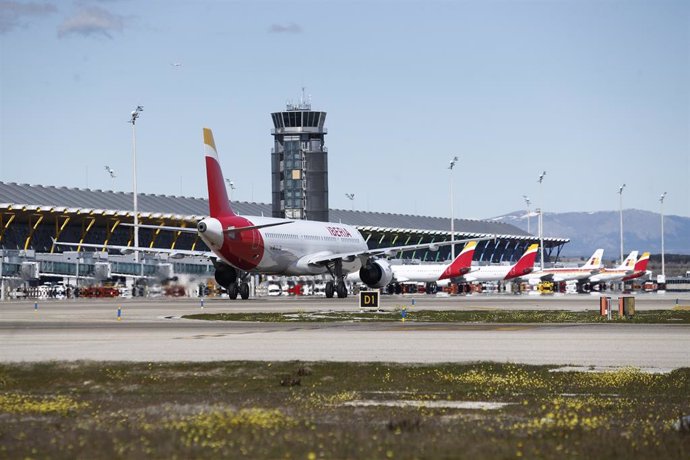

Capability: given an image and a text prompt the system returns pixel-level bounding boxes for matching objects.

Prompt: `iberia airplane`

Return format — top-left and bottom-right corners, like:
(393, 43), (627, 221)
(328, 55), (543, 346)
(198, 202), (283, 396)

(622, 252), (650, 282)
(520, 248), (604, 284)
(586, 251), (638, 284)
(457, 243), (539, 283)
(348, 241), (477, 287)
(56, 128), (493, 300)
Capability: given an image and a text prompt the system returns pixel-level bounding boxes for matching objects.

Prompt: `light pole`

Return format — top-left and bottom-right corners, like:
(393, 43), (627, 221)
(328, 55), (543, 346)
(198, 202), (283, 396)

(522, 195), (531, 234)
(618, 183), (626, 264)
(129, 105), (143, 263)
(225, 179), (236, 201)
(538, 171), (546, 270)
(449, 156), (459, 260)
(345, 193), (355, 211)
(660, 192), (667, 278)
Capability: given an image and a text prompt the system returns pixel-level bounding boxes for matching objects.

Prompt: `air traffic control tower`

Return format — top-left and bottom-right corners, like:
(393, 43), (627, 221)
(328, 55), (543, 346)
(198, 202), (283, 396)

(270, 96), (328, 222)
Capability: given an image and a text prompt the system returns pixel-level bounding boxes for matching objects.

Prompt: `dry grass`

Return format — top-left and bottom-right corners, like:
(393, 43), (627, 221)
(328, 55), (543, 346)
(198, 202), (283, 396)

(0, 361), (688, 459)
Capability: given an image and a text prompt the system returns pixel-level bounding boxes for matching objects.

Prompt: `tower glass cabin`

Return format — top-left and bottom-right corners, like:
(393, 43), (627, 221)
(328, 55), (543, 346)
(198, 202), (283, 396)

(270, 100), (328, 221)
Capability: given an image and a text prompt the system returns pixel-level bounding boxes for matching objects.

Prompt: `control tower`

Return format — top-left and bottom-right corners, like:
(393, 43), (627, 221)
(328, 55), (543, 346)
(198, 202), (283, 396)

(270, 93), (328, 221)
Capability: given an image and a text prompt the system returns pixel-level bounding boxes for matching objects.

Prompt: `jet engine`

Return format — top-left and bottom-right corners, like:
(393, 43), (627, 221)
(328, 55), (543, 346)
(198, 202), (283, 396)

(359, 259), (394, 288)
(214, 262), (238, 289)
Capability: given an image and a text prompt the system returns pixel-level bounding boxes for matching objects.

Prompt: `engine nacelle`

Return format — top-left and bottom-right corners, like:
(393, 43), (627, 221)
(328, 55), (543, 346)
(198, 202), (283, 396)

(214, 262), (238, 289)
(359, 259), (394, 288)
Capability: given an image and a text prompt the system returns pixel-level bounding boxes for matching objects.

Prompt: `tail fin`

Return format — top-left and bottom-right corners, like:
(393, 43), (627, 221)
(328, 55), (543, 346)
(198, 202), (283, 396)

(618, 251), (638, 270)
(633, 252), (650, 271)
(505, 244), (539, 279)
(203, 128), (235, 218)
(582, 249), (604, 269)
(439, 241), (477, 280)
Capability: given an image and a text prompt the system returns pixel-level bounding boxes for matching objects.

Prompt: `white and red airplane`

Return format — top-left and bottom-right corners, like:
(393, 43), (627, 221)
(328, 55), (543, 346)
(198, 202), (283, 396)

(457, 243), (539, 283)
(348, 240), (478, 287)
(622, 252), (650, 282)
(586, 251), (638, 284)
(520, 248), (604, 284)
(56, 128), (492, 299)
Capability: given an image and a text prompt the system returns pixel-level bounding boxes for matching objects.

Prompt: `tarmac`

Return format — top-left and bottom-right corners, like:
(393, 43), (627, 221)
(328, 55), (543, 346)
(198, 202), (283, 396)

(1, 293), (689, 369)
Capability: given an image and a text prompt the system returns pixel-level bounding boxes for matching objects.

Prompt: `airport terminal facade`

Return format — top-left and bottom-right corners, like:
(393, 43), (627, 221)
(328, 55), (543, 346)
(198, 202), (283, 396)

(0, 182), (568, 286)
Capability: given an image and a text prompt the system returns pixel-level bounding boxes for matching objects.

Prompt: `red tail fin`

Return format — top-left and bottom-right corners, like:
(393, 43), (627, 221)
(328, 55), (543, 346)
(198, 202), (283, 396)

(203, 128), (235, 218)
(634, 252), (650, 271)
(439, 241), (477, 280)
(505, 244), (539, 279)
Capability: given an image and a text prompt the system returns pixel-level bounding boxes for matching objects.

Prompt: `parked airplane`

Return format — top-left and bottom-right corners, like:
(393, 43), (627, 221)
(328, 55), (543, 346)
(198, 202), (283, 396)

(457, 243), (539, 283)
(348, 241), (477, 287)
(56, 128), (493, 299)
(622, 252), (650, 282)
(587, 251), (638, 284)
(520, 249), (604, 284)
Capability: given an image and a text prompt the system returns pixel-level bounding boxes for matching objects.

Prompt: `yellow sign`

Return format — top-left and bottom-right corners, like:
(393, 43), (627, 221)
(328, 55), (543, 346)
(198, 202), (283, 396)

(359, 290), (379, 309)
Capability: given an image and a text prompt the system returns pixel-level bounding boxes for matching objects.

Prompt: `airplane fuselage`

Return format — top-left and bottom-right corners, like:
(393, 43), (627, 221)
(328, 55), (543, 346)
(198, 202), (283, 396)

(198, 215), (367, 275)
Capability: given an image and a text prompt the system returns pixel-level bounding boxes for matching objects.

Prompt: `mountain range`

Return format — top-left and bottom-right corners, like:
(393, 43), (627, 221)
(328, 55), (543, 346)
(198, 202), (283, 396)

(489, 209), (690, 259)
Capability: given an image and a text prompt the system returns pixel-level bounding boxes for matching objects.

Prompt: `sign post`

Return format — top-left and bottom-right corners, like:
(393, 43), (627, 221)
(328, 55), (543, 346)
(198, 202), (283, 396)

(359, 290), (380, 310)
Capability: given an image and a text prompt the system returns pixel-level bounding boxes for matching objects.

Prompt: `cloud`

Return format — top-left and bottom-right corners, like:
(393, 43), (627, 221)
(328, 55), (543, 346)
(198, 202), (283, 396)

(268, 22), (302, 34)
(0, 1), (57, 34)
(57, 5), (124, 39)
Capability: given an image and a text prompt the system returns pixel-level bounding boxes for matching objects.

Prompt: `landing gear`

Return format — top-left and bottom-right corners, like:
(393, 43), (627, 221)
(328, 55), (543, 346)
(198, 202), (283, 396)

(228, 283), (239, 300)
(336, 280), (347, 298)
(325, 259), (348, 299)
(239, 282), (249, 300)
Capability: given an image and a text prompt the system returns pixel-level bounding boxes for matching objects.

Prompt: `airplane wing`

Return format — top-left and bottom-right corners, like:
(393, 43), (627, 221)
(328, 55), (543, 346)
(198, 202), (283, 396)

(305, 235), (496, 267)
(121, 221), (292, 234)
(51, 239), (213, 259)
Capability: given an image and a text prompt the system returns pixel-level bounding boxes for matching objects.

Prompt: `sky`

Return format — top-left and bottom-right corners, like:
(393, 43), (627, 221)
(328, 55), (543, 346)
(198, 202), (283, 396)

(1, 0), (688, 221)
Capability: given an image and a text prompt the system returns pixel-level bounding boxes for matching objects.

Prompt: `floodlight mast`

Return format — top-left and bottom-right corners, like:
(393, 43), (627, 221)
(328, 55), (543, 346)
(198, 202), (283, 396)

(129, 106), (143, 263)
(449, 156), (459, 260)
(660, 192), (667, 278)
(537, 171), (546, 270)
(618, 183), (626, 264)
(225, 179), (236, 201)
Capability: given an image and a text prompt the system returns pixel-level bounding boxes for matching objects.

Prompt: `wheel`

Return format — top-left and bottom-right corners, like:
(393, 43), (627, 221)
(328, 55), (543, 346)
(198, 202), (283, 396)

(336, 281), (347, 298)
(325, 281), (334, 298)
(228, 283), (239, 300)
(239, 282), (249, 300)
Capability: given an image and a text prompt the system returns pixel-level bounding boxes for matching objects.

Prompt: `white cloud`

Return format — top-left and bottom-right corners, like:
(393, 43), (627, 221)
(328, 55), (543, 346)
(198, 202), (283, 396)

(57, 5), (124, 39)
(0, 1), (57, 34)
(269, 23), (302, 34)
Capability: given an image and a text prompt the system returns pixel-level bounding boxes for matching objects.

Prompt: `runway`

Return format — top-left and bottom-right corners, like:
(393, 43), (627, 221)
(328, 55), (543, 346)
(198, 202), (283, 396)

(1, 294), (689, 368)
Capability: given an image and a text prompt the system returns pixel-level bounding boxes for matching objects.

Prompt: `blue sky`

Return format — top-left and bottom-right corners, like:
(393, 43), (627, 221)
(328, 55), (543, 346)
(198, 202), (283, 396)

(1, 0), (688, 220)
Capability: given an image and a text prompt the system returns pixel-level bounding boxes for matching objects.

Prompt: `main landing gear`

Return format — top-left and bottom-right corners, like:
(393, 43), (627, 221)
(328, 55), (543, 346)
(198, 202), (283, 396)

(325, 260), (348, 299)
(227, 281), (250, 300)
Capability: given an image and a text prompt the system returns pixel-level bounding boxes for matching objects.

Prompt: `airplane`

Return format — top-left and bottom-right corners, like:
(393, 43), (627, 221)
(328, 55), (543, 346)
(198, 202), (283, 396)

(457, 243), (539, 283)
(347, 240), (478, 287)
(520, 248), (604, 284)
(586, 251), (638, 284)
(55, 128), (493, 300)
(622, 252), (650, 282)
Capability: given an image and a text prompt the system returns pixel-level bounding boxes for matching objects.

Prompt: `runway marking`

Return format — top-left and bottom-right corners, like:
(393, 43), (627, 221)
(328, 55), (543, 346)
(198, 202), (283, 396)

(343, 400), (513, 410)
(382, 324), (536, 332)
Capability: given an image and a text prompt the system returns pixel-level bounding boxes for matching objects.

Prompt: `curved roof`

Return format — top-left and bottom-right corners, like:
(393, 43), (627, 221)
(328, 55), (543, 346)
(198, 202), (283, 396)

(0, 181), (567, 242)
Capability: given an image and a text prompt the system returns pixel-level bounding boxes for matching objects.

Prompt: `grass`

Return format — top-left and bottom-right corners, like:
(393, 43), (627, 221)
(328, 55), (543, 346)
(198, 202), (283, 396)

(184, 309), (690, 323)
(0, 361), (688, 459)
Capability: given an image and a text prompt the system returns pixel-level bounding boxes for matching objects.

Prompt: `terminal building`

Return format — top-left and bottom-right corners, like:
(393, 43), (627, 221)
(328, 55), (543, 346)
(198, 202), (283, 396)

(0, 182), (569, 286)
